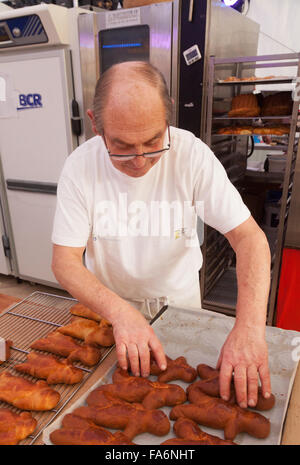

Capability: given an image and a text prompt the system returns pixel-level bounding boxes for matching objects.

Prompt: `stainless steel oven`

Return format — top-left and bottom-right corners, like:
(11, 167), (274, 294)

(78, 0), (260, 141)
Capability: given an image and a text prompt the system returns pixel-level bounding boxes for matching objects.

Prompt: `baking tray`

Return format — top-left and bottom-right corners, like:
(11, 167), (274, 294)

(0, 291), (114, 445)
(43, 305), (300, 445)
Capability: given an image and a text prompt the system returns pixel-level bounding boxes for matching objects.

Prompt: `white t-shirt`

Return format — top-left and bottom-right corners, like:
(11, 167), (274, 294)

(52, 126), (250, 307)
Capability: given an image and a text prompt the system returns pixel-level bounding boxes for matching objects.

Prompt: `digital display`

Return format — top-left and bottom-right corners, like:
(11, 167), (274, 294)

(0, 25), (10, 43)
(186, 50), (198, 61)
(99, 25), (150, 73)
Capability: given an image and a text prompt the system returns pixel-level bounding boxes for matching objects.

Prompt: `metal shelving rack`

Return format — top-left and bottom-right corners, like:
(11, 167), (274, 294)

(201, 53), (300, 325)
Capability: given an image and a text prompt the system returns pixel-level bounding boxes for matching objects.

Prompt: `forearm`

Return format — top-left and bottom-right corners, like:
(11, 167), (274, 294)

(234, 228), (271, 332)
(52, 244), (167, 375)
(52, 248), (133, 325)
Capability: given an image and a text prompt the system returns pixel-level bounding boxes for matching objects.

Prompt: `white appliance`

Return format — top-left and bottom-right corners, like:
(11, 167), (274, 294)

(0, 4), (89, 286)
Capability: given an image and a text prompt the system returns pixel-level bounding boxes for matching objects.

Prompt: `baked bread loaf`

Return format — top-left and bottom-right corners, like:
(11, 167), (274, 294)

(105, 367), (186, 409)
(161, 417), (236, 445)
(50, 414), (135, 445)
(217, 124), (290, 136)
(58, 317), (114, 347)
(70, 303), (102, 322)
(15, 352), (84, 385)
(73, 390), (170, 440)
(30, 330), (102, 366)
(170, 383), (270, 440)
(0, 408), (37, 445)
(261, 92), (293, 116)
(196, 364), (275, 411)
(217, 125), (253, 135)
(0, 371), (60, 411)
(228, 94), (260, 117)
(150, 354), (197, 383)
(223, 75), (275, 82)
(252, 124), (290, 135)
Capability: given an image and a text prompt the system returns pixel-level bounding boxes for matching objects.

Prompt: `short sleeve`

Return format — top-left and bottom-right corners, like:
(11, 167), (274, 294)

(51, 172), (91, 247)
(192, 140), (251, 234)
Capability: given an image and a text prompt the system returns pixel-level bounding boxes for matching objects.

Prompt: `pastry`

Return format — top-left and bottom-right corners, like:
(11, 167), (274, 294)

(31, 330), (102, 367)
(58, 317), (114, 347)
(196, 363), (275, 411)
(228, 94), (260, 117)
(50, 414), (135, 445)
(150, 354), (197, 383)
(217, 126), (253, 135)
(161, 417), (236, 445)
(73, 390), (170, 440)
(253, 125), (290, 135)
(170, 383), (270, 440)
(0, 408), (37, 445)
(105, 367), (186, 409)
(15, 352), (84, 385)
(0, 371), (60, 411)
(261, 92), (293, 116)
(69, 303), (102, 322)
(92, 367), (186, 410)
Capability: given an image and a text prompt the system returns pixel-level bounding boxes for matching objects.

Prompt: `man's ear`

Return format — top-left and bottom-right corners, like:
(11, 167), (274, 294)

(87, 109), (100, 136)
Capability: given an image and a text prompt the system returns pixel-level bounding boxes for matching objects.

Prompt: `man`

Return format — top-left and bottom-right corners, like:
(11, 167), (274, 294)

(52, 61), (272, 409)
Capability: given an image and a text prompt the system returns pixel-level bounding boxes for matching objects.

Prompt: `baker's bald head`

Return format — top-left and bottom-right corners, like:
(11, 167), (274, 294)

(92, 61), (172, 134)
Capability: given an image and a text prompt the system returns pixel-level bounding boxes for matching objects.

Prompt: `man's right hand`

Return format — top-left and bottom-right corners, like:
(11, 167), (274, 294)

(111, 302), (167, 378)
(52, 244), (166, 378)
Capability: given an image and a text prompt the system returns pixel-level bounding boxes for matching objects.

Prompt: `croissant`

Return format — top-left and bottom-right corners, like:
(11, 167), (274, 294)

(161, 417), (236, 445)
(150, 354), (197, 383)
(196, 364), (275, 411)
(0, 408), (37, 445)
(0, 371), (60, 411)
(103, 367), (186, 409)
(58, 317), (114, 347)
(31, 331), (102, 366)
(170, 384), (270, 440)
(70, 303), (102, 322)
(15, 352), (84, 384)
(73, 394), (170, 439)
(50, 414), (135, 445)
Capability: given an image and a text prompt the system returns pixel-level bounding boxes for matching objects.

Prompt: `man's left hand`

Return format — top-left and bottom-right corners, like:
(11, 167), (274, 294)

(216, 323), (272, 408)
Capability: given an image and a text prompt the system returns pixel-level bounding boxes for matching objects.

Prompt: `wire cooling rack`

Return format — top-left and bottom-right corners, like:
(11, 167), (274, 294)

(0, 291), (114, 444)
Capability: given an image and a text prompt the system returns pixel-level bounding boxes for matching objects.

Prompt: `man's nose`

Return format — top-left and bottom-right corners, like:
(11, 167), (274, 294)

(131, 154), (147, 168)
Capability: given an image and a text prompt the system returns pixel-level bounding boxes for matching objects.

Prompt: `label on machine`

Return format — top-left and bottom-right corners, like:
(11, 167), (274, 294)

(105, 8), (141, 29)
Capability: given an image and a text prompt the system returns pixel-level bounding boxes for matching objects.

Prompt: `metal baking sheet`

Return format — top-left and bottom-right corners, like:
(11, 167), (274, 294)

(43, 305), (299, 445)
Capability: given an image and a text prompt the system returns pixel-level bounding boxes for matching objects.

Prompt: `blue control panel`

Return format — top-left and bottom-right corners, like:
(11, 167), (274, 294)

(0, 14), (48, 48)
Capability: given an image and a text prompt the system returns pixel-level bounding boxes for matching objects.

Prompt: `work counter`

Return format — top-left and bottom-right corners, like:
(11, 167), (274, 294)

(0, 293), (299, 445)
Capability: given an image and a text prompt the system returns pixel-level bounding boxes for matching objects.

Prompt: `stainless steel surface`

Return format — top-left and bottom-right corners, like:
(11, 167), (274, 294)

(78, 0), (260, 140)
(78, 2), (173, 139)
(78, 13), (98, 142)
(0, 291), (114, 445)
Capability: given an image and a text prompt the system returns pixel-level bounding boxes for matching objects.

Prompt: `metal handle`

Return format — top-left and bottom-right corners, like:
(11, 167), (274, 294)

(188, 0), (194, 22)
(6, 179), (57, 195)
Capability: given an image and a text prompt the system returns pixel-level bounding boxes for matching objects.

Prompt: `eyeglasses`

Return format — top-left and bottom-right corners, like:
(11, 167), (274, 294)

(102, 126), (171, 161)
